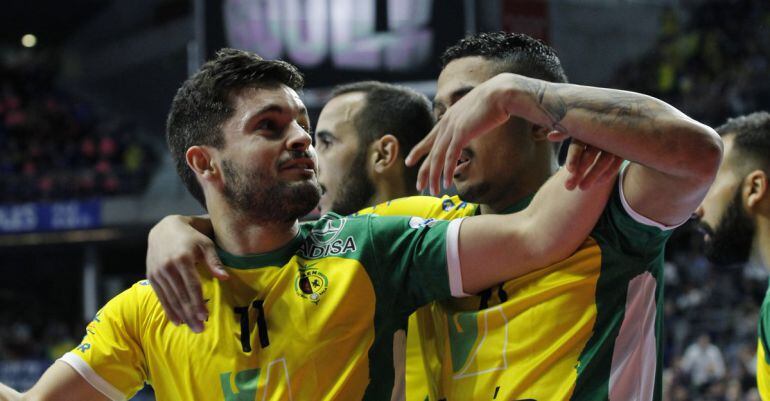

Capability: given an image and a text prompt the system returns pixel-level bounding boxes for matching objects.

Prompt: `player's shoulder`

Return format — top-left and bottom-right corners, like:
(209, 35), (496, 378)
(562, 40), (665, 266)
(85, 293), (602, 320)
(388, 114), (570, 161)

(124, 280), (162, 311)
(352, 195), (477, 219)
(107, 280), (155, 305)
(130, 279), (155, 296)
(90, 279), (161, 329)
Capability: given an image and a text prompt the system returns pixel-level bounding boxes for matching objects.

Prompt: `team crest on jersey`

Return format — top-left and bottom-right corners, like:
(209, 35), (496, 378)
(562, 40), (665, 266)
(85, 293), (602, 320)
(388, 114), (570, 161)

(310, 216), (346, 245)
(295, 263), (329, 304)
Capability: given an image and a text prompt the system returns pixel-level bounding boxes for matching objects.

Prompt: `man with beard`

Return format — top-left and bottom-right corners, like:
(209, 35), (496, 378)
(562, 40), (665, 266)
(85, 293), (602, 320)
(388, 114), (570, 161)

(145, 32), (722, 401)
(0, 49), (620, 401)
(143, 81), (435, 330)
(313, 82), (437, 398)
(695, 111), (770, 397)
(315, 81), (433, 216)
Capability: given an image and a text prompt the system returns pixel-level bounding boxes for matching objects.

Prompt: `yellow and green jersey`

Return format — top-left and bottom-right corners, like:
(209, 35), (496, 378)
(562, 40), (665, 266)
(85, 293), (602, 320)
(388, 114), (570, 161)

(757, 285), (770, 399)
(360, 170), (675, 401)
(60, 212), (465, 401)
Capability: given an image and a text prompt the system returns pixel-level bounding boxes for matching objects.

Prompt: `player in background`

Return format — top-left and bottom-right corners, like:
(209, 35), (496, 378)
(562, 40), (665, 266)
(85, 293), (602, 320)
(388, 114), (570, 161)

(694, 112), (770, 398)
(0, 48), (619, 401)
(146, 32), (722, 401)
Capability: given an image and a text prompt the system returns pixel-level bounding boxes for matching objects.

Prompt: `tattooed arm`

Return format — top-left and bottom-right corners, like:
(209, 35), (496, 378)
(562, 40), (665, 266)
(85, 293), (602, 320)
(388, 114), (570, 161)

(407, 73), (723, 226)
(510, 74), (722, 225)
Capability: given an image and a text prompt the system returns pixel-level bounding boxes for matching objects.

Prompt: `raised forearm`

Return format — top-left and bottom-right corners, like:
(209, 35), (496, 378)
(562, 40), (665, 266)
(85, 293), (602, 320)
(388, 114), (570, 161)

(500, 73), (722, 179)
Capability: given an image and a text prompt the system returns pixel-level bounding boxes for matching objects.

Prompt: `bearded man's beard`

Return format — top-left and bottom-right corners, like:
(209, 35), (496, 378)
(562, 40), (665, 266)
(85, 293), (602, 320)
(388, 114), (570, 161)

(221, 159), (321, 223)
(329, 149), (376, 216)
(702, 187), (756, 266)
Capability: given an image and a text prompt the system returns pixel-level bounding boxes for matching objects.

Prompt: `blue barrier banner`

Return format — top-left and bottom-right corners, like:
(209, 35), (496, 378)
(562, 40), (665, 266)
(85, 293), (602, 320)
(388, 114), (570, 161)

(0, 200), (101, 234)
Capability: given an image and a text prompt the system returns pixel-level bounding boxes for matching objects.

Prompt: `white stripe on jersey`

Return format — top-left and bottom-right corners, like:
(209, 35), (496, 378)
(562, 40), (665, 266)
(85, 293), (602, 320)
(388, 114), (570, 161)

(609, 272), (658, 401)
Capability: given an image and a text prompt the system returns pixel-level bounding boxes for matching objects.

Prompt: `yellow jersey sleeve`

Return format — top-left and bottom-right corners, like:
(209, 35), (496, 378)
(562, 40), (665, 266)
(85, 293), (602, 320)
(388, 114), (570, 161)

(758, 341), (770, 399)
(354, 195), (478, 220)
(60, 281), (150, 401)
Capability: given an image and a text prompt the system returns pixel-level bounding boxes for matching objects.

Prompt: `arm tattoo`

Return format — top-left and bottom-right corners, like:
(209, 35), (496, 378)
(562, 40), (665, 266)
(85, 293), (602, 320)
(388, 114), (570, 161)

(524, 79), (664, 137)
(522, 79), (569, 134)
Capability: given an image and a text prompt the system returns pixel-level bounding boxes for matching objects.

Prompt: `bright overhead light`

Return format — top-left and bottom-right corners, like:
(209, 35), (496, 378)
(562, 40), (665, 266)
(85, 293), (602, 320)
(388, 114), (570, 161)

(21, 34), (37, 48)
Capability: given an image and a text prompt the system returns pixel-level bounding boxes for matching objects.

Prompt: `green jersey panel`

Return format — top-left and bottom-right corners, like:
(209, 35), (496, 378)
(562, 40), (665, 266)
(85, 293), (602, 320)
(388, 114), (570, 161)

(570, 172), (673, 401)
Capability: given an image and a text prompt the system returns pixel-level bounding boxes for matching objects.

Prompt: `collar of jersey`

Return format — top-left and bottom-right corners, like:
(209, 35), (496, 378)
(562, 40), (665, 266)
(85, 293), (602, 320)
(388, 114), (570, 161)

(495, 193), (535, 215)
(215, 232), (304, 269)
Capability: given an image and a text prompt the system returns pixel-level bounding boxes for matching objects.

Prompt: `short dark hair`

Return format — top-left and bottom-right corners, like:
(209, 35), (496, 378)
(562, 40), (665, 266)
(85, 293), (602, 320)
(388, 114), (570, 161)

(166, 48), (304, 207)
(440, 31), (568, 84)
(330, 81), (434, 187)
(716, 111), (770, 172)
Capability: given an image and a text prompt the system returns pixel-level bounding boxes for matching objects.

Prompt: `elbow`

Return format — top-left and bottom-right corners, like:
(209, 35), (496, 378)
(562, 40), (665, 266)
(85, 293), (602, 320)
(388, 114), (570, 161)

(676, 123), (723, 185)
(691, 125), (723, 183)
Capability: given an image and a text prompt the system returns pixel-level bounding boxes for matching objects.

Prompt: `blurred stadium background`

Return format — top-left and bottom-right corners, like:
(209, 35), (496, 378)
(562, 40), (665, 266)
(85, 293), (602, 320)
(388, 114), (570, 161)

(0, 0), (768, 400)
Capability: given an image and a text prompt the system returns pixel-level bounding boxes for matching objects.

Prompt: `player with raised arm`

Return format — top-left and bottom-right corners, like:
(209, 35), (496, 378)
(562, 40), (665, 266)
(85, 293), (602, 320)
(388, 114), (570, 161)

(0, 48), (618, 401)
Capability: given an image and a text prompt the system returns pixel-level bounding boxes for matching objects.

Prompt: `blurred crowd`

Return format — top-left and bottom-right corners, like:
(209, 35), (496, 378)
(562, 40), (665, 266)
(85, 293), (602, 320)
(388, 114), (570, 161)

(0, 54), (157, 204)
(661, 224), (766, 401)
(612, 0), (770, 127)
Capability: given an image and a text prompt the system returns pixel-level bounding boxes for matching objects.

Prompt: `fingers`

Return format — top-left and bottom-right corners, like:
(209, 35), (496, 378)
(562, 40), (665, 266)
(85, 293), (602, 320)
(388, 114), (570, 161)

(443, 135), (463, 189)
(564, 139), (585, 175)
(547, 130), (569, 142)
(416, 149), (431, 192)
(177, 261), (208, 323)
(149, 278), (182, 326)
(412, 127), (439, 191)
(577, 151), (620, 190)
(405, 128), (437, 168)
(201, 244), (229, 281)
(576, 145), (599, 179)
(565, 140), (591, 189)
(427, 136), (442, 195)
(158, 267), (203, 333)
(428, 123), (453, 195)
(602, 156), (625, 183)
(151, 273), (188, 328)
